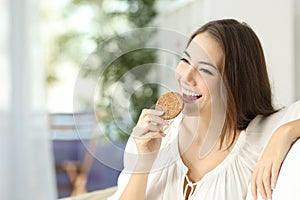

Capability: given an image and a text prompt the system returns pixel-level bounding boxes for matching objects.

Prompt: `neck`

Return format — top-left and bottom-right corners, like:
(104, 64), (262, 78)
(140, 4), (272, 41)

(180, 107), (227, 159)
(183, 109), (225, 140)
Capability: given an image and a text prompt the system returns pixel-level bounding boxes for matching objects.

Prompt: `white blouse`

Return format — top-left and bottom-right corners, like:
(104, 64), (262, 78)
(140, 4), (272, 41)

(108, 101), (300, 200)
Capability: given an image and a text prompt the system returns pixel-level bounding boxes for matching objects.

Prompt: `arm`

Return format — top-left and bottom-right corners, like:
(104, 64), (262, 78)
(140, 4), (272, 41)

(118, 109), (167, 200)
(119, 161), (151, 200)
(120, 151), (158, 200)
(251, 119), (300, 200)
(119, 170), (149, 200)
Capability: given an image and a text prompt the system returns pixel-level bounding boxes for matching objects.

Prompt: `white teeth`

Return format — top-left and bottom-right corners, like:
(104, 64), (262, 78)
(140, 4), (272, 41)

(182, 88), (202, 97)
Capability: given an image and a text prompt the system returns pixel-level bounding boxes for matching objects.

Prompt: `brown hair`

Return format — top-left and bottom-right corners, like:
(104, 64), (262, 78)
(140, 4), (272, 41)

(189, 19), (276, 148)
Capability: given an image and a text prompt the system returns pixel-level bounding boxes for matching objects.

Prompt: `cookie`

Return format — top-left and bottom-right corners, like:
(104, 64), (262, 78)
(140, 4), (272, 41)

(155, 92), (184, 120)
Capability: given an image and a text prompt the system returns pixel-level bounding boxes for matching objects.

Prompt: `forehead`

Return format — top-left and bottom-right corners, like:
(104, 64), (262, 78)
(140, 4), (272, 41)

(186, 33), (224, 69)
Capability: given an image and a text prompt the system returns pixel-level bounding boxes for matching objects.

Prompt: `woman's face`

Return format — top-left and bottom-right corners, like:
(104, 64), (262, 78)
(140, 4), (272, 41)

(176, 32), (225, 116)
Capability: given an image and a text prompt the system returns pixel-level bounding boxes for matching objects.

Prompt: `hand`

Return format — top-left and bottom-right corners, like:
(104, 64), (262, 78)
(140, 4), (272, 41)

(251, 124), (293, 200)
(132, 109), (168, 154)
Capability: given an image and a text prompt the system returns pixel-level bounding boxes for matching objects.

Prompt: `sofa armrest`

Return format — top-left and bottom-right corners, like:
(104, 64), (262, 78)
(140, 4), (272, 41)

(59, 186), (117, 200)
(271, 139), (300, 199)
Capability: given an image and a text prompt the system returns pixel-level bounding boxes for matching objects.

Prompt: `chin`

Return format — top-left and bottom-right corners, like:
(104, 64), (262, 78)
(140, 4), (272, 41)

(182, 103), (200, 116)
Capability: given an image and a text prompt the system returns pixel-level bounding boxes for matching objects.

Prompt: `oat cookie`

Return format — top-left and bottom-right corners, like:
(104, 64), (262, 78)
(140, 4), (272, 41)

(155, 92), (184, 120)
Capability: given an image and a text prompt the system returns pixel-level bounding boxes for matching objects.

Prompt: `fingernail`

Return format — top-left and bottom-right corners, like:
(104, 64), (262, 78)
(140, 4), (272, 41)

(158, 110), (165, 115)
(164, 120), (170, 125)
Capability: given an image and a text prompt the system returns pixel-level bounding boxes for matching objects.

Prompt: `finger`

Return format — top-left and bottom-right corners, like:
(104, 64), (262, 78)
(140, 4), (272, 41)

(262, 165), (272, 199)
(138, 110), (165, 127)
(256, 165), (268, 200)
(132, 126), (148, 137)
(141, 109), (164, 117)
(133, 123), (163, 137)
(136, 131), (165, 140)
(146, 131), (166, 139)
(271, 160), (281, 189)
(146, 123), (164, 133)
(144, 114), (166, 125)
(251, 168), (258, 200)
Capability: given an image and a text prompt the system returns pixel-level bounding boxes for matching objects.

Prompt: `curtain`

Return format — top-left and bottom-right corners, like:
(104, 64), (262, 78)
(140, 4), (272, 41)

(0, 0), (57, 199)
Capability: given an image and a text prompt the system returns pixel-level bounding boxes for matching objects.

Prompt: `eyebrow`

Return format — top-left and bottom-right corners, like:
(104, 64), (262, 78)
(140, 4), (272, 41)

(198, 61), (218, 71)
(183, 51), (218, 71)
(183, 50), (191, 58)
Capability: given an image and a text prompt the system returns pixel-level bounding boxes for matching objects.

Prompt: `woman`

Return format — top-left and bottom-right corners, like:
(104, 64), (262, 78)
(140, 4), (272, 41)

(109, 19), (300, 200)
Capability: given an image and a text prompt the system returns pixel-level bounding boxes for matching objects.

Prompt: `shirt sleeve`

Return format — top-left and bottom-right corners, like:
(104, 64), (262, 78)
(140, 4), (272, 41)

(107, 136), (138, 200)
(257, 100), (300, 158)
(277, 100), (300, 126)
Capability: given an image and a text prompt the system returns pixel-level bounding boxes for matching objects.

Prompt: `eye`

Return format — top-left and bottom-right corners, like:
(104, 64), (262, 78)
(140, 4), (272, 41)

(199, 68), (213, 75)
(180, 58), (190, 64)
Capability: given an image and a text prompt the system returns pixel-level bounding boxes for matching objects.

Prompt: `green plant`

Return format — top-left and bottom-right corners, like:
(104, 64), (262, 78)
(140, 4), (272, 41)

(45, 0), (158, 141)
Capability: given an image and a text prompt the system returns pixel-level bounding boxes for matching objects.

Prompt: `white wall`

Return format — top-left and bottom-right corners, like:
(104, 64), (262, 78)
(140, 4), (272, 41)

(295, 0), (300, 100)
(156, 0), (206, 36)
(205, 0), (295, 107)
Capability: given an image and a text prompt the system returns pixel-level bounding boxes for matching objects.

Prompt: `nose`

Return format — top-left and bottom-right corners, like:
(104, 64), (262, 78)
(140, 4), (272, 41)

(180, 63), (197, 86)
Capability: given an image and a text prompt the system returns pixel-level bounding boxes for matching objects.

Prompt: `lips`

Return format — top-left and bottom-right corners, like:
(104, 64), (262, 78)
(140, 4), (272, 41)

(182, 88), (202, 103)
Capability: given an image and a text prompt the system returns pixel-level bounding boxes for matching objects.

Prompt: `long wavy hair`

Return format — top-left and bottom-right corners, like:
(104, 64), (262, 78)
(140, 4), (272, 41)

(188, 19), (276, 148)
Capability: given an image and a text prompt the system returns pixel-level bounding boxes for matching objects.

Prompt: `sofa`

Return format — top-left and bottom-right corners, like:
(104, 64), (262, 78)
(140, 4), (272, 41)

(60, 186), (117, 200)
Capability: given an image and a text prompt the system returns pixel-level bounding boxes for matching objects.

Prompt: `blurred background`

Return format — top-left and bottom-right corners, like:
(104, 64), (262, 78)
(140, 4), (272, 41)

(1, 0), (299, 199)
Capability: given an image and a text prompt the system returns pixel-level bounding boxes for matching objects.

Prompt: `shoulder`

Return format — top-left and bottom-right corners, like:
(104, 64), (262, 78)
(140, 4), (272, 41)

(243, 100), (300, 152)
(246, 100), (300, 134)
(244, 108), (285, 139)
(279, 100), (300, 123)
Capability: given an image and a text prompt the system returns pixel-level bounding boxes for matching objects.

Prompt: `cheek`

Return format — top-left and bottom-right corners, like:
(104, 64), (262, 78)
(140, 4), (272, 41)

(198, 75), (219, 94)
(206, 78), (222, 98)
(175, 63), (185, 81)
(196, 75), (211, 93)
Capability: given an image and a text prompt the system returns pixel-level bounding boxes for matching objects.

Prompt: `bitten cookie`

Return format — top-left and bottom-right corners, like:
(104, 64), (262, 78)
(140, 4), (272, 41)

(155, 92), (184, 120)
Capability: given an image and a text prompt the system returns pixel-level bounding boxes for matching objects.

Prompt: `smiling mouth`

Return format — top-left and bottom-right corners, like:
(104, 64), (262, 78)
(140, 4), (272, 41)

(182, 88), (202, 103)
